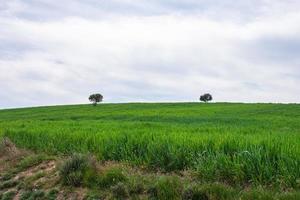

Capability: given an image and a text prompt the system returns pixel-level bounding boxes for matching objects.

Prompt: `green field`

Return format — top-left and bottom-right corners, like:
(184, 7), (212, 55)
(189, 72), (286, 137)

(1, 103), (300, 189)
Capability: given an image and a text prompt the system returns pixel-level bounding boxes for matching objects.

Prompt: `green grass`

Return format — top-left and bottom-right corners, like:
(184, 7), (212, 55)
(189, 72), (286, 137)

(152, 176), (183, 200)
(0, 103), (300, 188)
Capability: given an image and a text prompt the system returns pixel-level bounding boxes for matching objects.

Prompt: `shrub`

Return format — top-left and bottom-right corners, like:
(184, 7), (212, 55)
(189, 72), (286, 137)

(111, 182), (129, 199)
(0, 137), (21, 160)
(83, 192), (104, 200)
(98, 168), (127, 188)
(45, 189), (59, 200)
(31, 190), (45, 200)
(59, 154), (94, 186)
(19, 190), (46, 200)
(1, 172), (15, 182)
(0, 180), (19, 190)
(128, 176), (145, 195)
(278, 192), (300, 200)
(82, 167), (99, 187)
(20, 191), (32, 200)
(1, 191), (16, 200)
(150, 176), (182, 200)
(182, 187), (209, 200)
(182, 183), (236, 200)
(200, 184), (236, 200)
(241, 190), (274, 200)
(17, 154), (48, 172)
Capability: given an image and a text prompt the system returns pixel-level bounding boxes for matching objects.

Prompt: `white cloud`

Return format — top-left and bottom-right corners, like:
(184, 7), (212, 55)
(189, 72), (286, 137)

(0, 1), (300, 108)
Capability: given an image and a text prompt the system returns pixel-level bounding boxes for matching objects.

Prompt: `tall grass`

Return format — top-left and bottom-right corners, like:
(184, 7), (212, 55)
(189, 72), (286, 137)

(0, 103), (299, 188)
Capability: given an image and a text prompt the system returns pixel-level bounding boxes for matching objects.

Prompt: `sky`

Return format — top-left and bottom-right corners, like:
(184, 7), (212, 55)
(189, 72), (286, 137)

(0, 0), (300, 108)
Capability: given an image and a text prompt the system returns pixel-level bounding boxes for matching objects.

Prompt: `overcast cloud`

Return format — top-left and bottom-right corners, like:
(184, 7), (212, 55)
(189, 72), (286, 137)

(0, 0), (300, 108)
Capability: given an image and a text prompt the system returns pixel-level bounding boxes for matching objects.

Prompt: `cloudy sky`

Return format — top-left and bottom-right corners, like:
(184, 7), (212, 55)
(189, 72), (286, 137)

(0, 0), (300, 108)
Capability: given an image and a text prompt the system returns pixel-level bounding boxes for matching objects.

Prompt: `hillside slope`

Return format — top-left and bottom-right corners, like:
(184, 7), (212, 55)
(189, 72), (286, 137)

(0, 103), (300, 190)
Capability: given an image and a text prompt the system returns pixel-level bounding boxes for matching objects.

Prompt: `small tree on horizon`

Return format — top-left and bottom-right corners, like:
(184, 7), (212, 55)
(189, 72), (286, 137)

(200, 93), (213, 103)
(89, 93), (103, 106)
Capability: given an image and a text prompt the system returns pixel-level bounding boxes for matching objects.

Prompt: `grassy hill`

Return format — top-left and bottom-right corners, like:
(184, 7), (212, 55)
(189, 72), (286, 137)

(1, 103), (300, 199)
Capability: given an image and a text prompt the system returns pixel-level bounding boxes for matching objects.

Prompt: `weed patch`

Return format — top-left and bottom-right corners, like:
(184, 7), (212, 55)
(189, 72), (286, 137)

(149, 176), (182, 200)
(98, 168), (127, 188)
(1, 191), (16, 200)
(59, 154), (93, 186)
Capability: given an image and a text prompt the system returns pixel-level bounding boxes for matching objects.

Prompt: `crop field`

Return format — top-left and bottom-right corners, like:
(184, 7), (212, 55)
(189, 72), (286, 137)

(0, 103), (300, 189)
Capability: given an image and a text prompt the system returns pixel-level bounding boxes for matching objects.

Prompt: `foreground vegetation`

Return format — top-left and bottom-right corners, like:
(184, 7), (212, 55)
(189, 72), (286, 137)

(0, 103), (300, 193)
(1, 140), (300, 200)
